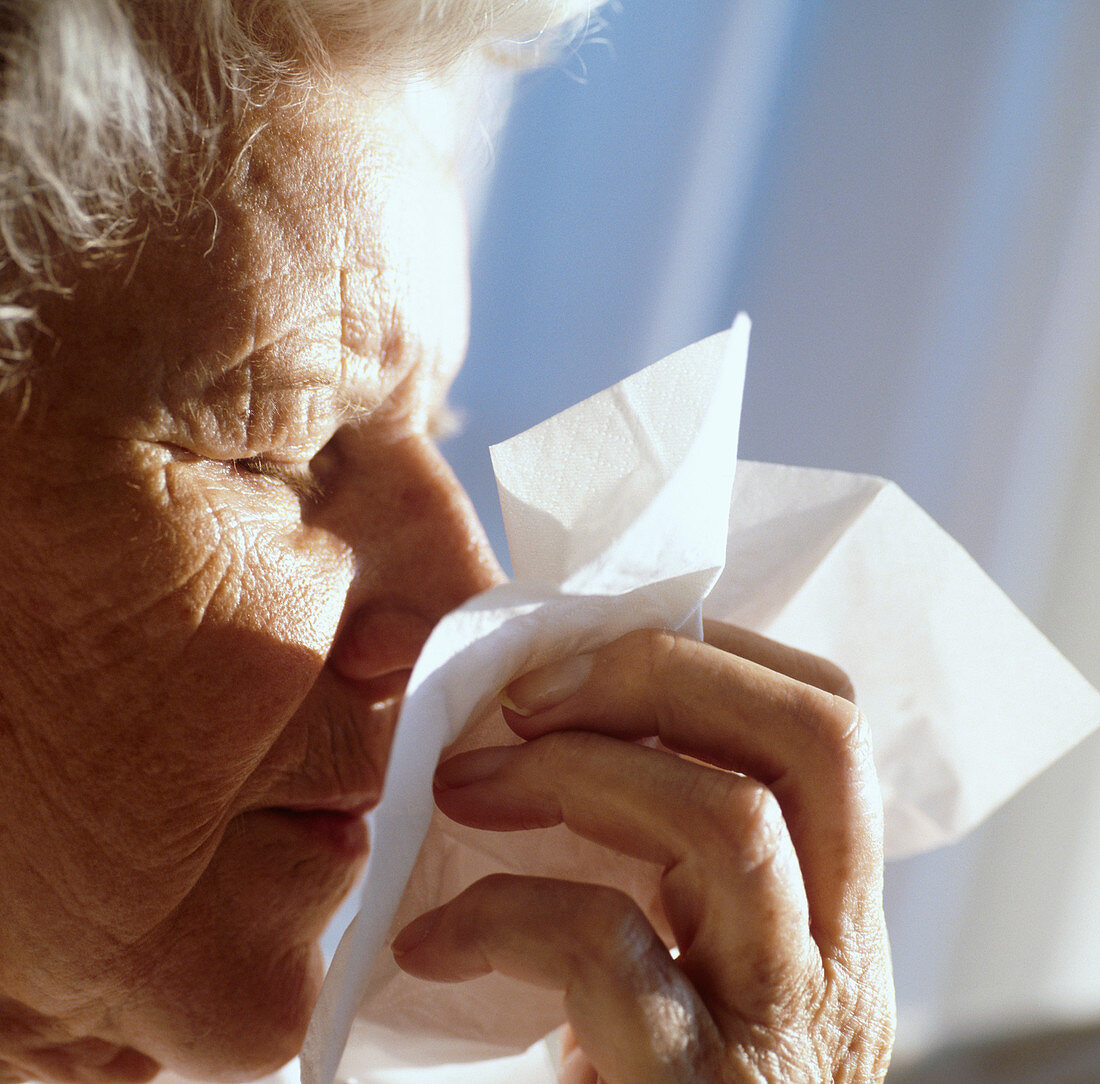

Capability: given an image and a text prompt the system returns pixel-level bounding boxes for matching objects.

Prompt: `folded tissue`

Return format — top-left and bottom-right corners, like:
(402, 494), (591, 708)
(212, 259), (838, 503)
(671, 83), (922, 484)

(301, 315), (1100, 1083)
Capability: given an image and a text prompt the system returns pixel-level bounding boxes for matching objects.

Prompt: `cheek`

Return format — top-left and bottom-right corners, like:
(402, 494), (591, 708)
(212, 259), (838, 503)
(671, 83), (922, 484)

(99, 469), (352, 805)
(0, 452), (352, 944)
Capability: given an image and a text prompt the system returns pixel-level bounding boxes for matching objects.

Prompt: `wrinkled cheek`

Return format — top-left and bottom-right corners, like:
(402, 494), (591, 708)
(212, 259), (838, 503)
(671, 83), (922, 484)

(115, 519), (351, 797)
(46, 499), (352, 921)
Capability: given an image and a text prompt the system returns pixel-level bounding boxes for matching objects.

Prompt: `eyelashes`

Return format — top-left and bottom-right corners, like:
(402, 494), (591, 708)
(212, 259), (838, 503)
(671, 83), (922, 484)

(218, 396), (458, 504)
(232, 454), (327, 503)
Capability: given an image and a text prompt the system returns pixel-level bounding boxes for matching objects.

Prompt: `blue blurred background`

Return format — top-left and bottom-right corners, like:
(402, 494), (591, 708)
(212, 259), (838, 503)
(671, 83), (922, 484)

(442, 1), (1100, 1074)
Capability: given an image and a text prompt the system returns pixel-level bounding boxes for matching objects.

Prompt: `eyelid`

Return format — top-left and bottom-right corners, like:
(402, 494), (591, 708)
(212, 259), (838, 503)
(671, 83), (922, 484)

(221, 383), (459, 496)
(234, 454), (325, 503)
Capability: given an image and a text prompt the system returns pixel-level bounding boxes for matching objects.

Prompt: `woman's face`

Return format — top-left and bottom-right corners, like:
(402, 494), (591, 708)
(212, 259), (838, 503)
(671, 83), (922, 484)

(0, 82), (499, 1080)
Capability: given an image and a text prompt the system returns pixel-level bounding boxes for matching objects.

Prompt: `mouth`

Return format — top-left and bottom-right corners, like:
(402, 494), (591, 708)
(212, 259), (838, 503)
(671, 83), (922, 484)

(267, 800), (374, 858)
(279, 795), (378, 816)
(256, 680), (403, 860)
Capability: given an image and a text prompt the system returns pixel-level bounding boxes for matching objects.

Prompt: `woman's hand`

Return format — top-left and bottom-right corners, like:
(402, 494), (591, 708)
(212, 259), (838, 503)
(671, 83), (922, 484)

(391, 621), (895, 1082)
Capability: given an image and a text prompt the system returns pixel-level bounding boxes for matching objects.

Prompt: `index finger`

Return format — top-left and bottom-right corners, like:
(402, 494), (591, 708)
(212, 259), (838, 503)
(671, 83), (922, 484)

(702, 619), (855, 702)
(503, 628), (884, 952)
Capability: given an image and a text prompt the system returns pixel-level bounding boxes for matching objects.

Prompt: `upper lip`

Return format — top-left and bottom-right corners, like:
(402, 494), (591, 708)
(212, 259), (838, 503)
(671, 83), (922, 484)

(274, 794), (378, 816)
(259, 678), (403, 819)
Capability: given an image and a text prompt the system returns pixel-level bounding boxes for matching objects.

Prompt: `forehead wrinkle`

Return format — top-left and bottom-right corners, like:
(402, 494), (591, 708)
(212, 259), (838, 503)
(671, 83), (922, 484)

(117, 83), (463, 451)
(204, 139), (390, 389)
(166, 251), (403, 446)
(216, 86), (455, 420)
(220, 203), (396, 410)
(168, 317), (339, 404)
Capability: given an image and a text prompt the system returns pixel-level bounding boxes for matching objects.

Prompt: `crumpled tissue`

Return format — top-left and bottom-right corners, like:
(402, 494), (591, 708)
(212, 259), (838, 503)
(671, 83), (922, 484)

(301, 315), (1100, 1083)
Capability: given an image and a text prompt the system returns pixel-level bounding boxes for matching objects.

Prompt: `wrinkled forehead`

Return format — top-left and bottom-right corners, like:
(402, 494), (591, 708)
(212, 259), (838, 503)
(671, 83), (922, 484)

(42, 78), (471, 415)
(201, 79), (470, 358)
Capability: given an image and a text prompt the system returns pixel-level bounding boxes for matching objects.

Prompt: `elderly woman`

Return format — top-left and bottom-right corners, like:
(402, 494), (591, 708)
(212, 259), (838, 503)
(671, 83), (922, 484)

(0, 2), (894, 1081)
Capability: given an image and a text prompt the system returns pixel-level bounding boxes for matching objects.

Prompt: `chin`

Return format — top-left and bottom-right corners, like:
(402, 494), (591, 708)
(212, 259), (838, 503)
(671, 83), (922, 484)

(143, 940), (324, 1083)
(125, 821), (359, 1082)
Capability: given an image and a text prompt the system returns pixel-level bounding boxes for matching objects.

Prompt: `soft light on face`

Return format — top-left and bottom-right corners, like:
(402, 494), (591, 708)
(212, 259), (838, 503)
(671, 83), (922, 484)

(0, 78), (501, 1081)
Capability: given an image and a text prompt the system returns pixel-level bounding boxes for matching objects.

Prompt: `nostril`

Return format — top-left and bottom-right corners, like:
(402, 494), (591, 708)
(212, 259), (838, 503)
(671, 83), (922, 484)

(329, 607), (434, 685)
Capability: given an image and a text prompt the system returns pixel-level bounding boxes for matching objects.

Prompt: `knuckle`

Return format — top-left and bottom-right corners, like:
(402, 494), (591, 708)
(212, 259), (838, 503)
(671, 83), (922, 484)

(736, 786), (788, 868)
(812, 657), (856, 703)
(569, 884), (658, 976)
(833, 701), (874, 764)
(788, 684), (873, 763)
(619, 625), (683, 679)
(698, 776), (788, 870)
(788, 693), (883, 837)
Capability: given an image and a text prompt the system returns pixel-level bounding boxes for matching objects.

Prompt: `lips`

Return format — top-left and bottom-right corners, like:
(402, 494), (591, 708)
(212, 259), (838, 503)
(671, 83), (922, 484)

(267, 798), (375, 858)
(277, 795), (378, 816)
(257, 667), (404, 859)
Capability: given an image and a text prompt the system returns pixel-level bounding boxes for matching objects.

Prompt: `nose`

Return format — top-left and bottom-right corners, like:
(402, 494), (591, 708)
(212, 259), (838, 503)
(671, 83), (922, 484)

(325, 432), (504, 689)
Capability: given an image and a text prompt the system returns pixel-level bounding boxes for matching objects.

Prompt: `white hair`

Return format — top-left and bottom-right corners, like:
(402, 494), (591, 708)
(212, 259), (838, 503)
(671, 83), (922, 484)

(0, 0), (604, 393)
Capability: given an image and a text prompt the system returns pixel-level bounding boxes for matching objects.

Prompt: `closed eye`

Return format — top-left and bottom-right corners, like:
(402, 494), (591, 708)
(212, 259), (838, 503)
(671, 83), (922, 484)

(233, 455), (326, 503)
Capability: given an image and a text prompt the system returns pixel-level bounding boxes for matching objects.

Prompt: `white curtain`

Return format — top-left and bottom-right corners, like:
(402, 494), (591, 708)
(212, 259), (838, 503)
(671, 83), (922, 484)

(447, 0), (1100, 1066)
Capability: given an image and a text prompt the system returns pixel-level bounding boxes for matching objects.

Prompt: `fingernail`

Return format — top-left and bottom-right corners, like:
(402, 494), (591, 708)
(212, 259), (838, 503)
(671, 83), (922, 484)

(504, 654), (593, 715)
(434, 746), (513, 790)
(392, 907), (443, 955)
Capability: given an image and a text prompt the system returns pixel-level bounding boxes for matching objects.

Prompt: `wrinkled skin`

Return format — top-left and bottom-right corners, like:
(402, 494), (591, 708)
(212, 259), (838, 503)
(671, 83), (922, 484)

(0, 82), (500, 1081)
(0, 72), (894, 1084)
(404, 625), (896, 1082)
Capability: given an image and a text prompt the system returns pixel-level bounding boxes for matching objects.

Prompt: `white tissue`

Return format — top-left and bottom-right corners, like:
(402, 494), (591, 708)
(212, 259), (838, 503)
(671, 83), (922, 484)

(301, 315), (1100, 1083)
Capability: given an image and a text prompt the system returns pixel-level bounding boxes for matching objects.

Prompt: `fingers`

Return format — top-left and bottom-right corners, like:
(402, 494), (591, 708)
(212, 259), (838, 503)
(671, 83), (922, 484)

(701, 619), (855, 702)
(392, 875), (724, 1084)
(560, 1027), (600, 1084)
(413, 625), (893, 1078)
(433, 732), (818, 1026)
(500, 625), (883, 952)
(559, 1047), (599, 1084)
